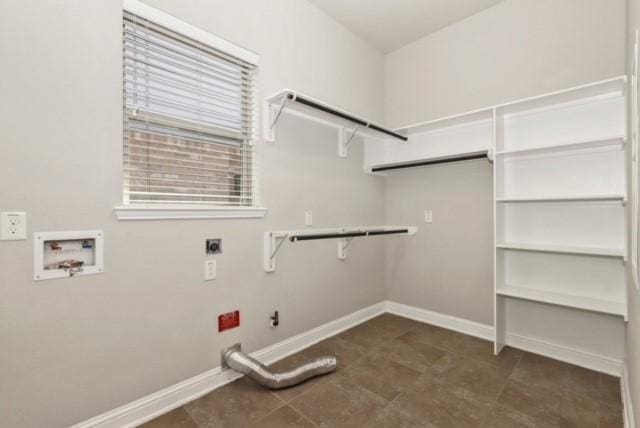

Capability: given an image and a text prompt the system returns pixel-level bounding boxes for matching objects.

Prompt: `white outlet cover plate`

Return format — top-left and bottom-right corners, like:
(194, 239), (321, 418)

(1, 212), (26, 240)
(305, 210), (313, 226)
(205, 259), (217, 281)
(424, 210), (433, 223)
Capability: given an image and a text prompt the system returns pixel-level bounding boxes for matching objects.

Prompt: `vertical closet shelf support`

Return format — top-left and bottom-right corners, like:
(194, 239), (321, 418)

(338, 126), (361, 158)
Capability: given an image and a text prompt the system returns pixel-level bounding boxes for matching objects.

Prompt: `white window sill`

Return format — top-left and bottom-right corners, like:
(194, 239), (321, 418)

(114, 205), (267, 220)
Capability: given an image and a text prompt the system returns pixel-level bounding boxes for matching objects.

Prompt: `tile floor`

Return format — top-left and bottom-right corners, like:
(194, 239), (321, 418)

(141, 314), (623, 428)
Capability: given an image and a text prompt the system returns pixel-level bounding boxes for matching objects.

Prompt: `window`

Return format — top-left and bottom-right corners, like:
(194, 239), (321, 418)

(117, 2), (264, 219)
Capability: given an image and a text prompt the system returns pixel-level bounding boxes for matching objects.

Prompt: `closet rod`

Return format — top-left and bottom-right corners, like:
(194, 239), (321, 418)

(289, 228), (409, 242)
(371, 152), (488, 172)
(286, 93), (408, 142)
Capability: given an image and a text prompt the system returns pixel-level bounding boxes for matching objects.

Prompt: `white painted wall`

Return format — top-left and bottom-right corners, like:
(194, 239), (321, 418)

(0, 1), (386, 427)
(384, 160), (494, 324)
(385, 0), (627, 128)
(382, 0), (627, 356)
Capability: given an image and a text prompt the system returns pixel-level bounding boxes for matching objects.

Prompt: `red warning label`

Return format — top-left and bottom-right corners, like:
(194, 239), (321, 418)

(218, 310), (240, 332)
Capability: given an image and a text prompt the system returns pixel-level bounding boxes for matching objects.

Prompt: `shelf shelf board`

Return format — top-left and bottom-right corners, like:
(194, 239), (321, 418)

(496, 285), (626, 318)
(496, 136), (626, 158)
(496, 76), (626, 117)
(496, 242), (626, 258)
(496, 194), (626, 203)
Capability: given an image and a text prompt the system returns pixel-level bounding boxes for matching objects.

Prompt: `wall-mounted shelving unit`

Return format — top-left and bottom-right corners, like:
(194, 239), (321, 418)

(264, 76), (629, 360)
(263, 89), (406, 158)
(364, 108), (493, 173)
(493, 76), (629, 354)
(263, 225), (417, 272)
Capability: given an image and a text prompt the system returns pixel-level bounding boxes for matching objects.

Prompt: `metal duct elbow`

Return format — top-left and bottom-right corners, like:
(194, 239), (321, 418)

(222, 344), (337, 390)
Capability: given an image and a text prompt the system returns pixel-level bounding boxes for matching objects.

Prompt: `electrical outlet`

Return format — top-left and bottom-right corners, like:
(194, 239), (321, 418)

(305, 210), (313, 226)
(424, 210), (433, 223)
(1, 212), (26, 240)
(204, 259), (217, 281)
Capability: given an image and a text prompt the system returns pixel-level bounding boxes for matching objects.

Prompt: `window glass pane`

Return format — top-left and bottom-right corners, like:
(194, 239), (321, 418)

(123, 12), (254, 206)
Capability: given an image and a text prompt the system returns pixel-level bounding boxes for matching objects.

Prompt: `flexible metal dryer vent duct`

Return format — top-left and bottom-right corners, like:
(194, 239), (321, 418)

(222, 344), (337, 389)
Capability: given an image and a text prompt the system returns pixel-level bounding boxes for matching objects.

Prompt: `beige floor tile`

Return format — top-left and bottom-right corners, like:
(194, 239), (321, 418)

(364, 313), (419, 337)
(599, 374), (623, 408)
(366, 402), (435, 428)
(373, 336), (447, 373)
(341, 352), (421, 400)
(183, 377), (283, 427)
(513, 352), (622, 408)
(395, 322), (467, 352)
(480, 404), (555, 428)
(139, 406), (197, 428)
(497, 376), (599, 428)
(599, 402), (624, 428)
(454, 335), (523, 371)
(336, 321), (399, 349)
(391, 372), (494, 427)
(430, 353), (512, 400)
(253, 405), (315, 428)
(290, 375), (387, 428)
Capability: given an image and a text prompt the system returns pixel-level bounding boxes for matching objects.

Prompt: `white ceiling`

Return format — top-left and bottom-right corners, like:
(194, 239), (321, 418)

(308, 0), (506, 53)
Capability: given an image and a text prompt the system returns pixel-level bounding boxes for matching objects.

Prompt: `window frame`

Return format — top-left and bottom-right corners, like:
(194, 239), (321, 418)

(115, 0), (265, 220)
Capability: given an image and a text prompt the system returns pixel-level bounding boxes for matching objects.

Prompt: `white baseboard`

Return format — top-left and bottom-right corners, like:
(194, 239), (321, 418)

(622, 364), (637, 428)
(385, 300), (623, 376)
(385, 301), (494, 340)
(505, 332), (623, 376)
(71, 302), (386, 428)
(73, 300), (626, 427)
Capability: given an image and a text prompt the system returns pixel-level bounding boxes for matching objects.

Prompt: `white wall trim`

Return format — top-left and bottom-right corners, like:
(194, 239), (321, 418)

(114, 205), (267, 220)
(72, 300), (626, 427)
(622, 363), (637, 428)
(505, 332), (623, 377)
(385, 301), (494, 340)
(385, 300), (624, 376)
(122, 0), (259, 66)
(71, 302), (385, 428)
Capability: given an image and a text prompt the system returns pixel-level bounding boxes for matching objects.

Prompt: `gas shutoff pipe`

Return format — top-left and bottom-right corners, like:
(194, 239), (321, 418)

(222, 344), (337, 389)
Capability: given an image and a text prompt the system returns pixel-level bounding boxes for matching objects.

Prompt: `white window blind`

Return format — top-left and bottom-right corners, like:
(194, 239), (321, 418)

(123, 11), (256, 206)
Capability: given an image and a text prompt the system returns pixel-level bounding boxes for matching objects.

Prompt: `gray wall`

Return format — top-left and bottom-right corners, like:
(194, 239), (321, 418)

(384, 160), (494, 324)
(627, 0), (640, 422)
(384, 0), (627, 128)
(0, 1), (386, 427)
(382, 0), (627, 327)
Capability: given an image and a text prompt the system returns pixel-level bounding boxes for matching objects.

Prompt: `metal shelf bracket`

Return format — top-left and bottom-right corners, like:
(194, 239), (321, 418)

(263, 94), (293, 143)
(263, 232), (288, 272)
